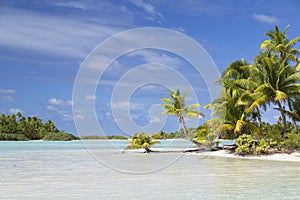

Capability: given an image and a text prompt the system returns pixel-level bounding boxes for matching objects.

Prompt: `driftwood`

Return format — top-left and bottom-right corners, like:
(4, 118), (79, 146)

(122, 143), (237, 154)
(144, 147), (202, 153)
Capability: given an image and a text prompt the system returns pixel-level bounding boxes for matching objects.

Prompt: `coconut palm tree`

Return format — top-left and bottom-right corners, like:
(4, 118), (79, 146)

(252, 54), (300, 136)
(125, 132), (159, 153)
(161, 88), (204, 139)
(207, 59), (262, 138)
(244, 25), (300, 136)
(276, 97), (300, 133)
(260, 25), (300, 63)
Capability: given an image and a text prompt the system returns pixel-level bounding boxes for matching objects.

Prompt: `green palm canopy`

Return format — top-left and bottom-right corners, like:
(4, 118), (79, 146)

(161, 88), (204, 138)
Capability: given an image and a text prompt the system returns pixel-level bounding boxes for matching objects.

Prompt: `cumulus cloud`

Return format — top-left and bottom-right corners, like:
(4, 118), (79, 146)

(48, 98), (73, 106)
(47, 98), (74, 121)
(252, 13), (280, 24)
(109, 101), (144, 110)
(9, 108), (22, 114)
(151, 116), (161, 123)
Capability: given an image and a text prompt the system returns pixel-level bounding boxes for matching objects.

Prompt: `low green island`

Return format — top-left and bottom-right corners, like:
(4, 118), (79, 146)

(80, 135), (128, 140)
(0, 112), (78, 141)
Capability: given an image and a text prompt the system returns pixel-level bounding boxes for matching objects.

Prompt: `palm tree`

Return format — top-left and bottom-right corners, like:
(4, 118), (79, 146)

(260, 25), (300, 63)
(207, 25), (300, 139)
(207, 60), (262, 138)
(252, 53), (300, 136)
(125, 132), (159, 153)
(277, 97), (300, 133)
(161, 88), (204, 139)
(247, 25), (300, 136)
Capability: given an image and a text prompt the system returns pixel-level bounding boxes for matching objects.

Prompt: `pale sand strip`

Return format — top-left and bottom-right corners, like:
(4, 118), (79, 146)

(196, 150), (300, 162)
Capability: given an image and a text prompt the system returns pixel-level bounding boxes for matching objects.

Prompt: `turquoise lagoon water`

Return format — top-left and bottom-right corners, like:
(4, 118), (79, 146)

(0, 140), (299, 200)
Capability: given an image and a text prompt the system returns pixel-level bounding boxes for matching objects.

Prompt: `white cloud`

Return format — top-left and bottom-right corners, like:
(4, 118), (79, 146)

(0, 7), (122, 58)
(47, 98), (74, 121)
(48, 98), (73, 106)
(9, 108), (22, 114)
(252, 13), (280, 24)
(0, 89), (16, 102)
(62, 114), (73, 121)
(0, 89), (16, 94)
(129, 50), (182, 68)
(86, 95), (97, 100)
(46, 105), (59, 112)
(0, 95), (14, 102)
(51, 1), (91, 10)
(109, 101), (144, 110)
(74, 114), (84, 120)
(151, 116), (161, 123)
(128, 0), (163, 21)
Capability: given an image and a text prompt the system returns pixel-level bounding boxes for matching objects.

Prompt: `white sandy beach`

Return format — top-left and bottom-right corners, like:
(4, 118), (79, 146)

(196, 150), (300, 162)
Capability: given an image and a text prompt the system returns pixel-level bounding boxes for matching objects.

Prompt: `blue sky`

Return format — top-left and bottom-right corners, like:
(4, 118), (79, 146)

(1, 0), (300, 136)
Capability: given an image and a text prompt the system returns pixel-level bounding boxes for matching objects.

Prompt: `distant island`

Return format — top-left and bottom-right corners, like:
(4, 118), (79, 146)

(0, 113), (78, 141)
(80, 135), (128, 140)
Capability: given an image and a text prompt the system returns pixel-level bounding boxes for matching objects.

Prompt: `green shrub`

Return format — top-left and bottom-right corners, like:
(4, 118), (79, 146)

(126, 132), (158, 149)
(0, 133), (29, 141)
(281, 133), (300, 149)
(255, 139), (270, 155)
(235, 134), (256, 155)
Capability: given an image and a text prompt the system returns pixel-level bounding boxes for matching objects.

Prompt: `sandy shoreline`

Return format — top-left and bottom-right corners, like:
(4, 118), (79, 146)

(194, 150), (300, 162)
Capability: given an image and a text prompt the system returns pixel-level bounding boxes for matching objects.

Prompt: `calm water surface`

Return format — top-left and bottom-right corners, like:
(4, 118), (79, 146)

(0, 140), (299, 199)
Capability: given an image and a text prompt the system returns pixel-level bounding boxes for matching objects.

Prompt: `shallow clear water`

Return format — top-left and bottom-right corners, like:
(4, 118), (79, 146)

(0, 140), (299, 200)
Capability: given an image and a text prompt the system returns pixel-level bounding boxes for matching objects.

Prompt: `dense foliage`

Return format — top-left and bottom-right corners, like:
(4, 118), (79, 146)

(126, 132), (158, 151)
(207, 25), (300, 141)
(154, 25), (300, 155)
(207, 25), (300, 155)
(151, 131), (175, 139)
(0, 113), (78, 141)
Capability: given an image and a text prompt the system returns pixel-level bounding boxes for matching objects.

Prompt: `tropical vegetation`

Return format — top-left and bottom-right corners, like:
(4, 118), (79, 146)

(80, 135), (128, 140)
(2, 25), (300, 155)
(204, 25), (300, 155)
(125, 132), (159, 153)
(126, 25), (300, 155)
(0, 112), (78, 141)
(161, 88), (204, 138)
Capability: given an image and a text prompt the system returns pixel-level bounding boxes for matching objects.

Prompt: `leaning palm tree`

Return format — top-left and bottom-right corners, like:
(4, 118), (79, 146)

(125, 132), (159, 153)
(161, 88), (204, 139)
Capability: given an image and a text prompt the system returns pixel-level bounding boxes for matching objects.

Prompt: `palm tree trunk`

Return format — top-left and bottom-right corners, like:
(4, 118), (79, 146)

(288, 100), (299, 133)
(180, 114), (188, 138)
(256, 107), (262, 129)
(278, 101), (287, 137)
(144, 147), (154, 153)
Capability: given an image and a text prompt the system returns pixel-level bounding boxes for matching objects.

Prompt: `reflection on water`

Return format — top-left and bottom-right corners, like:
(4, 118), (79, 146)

(0, 140), (299, 199)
